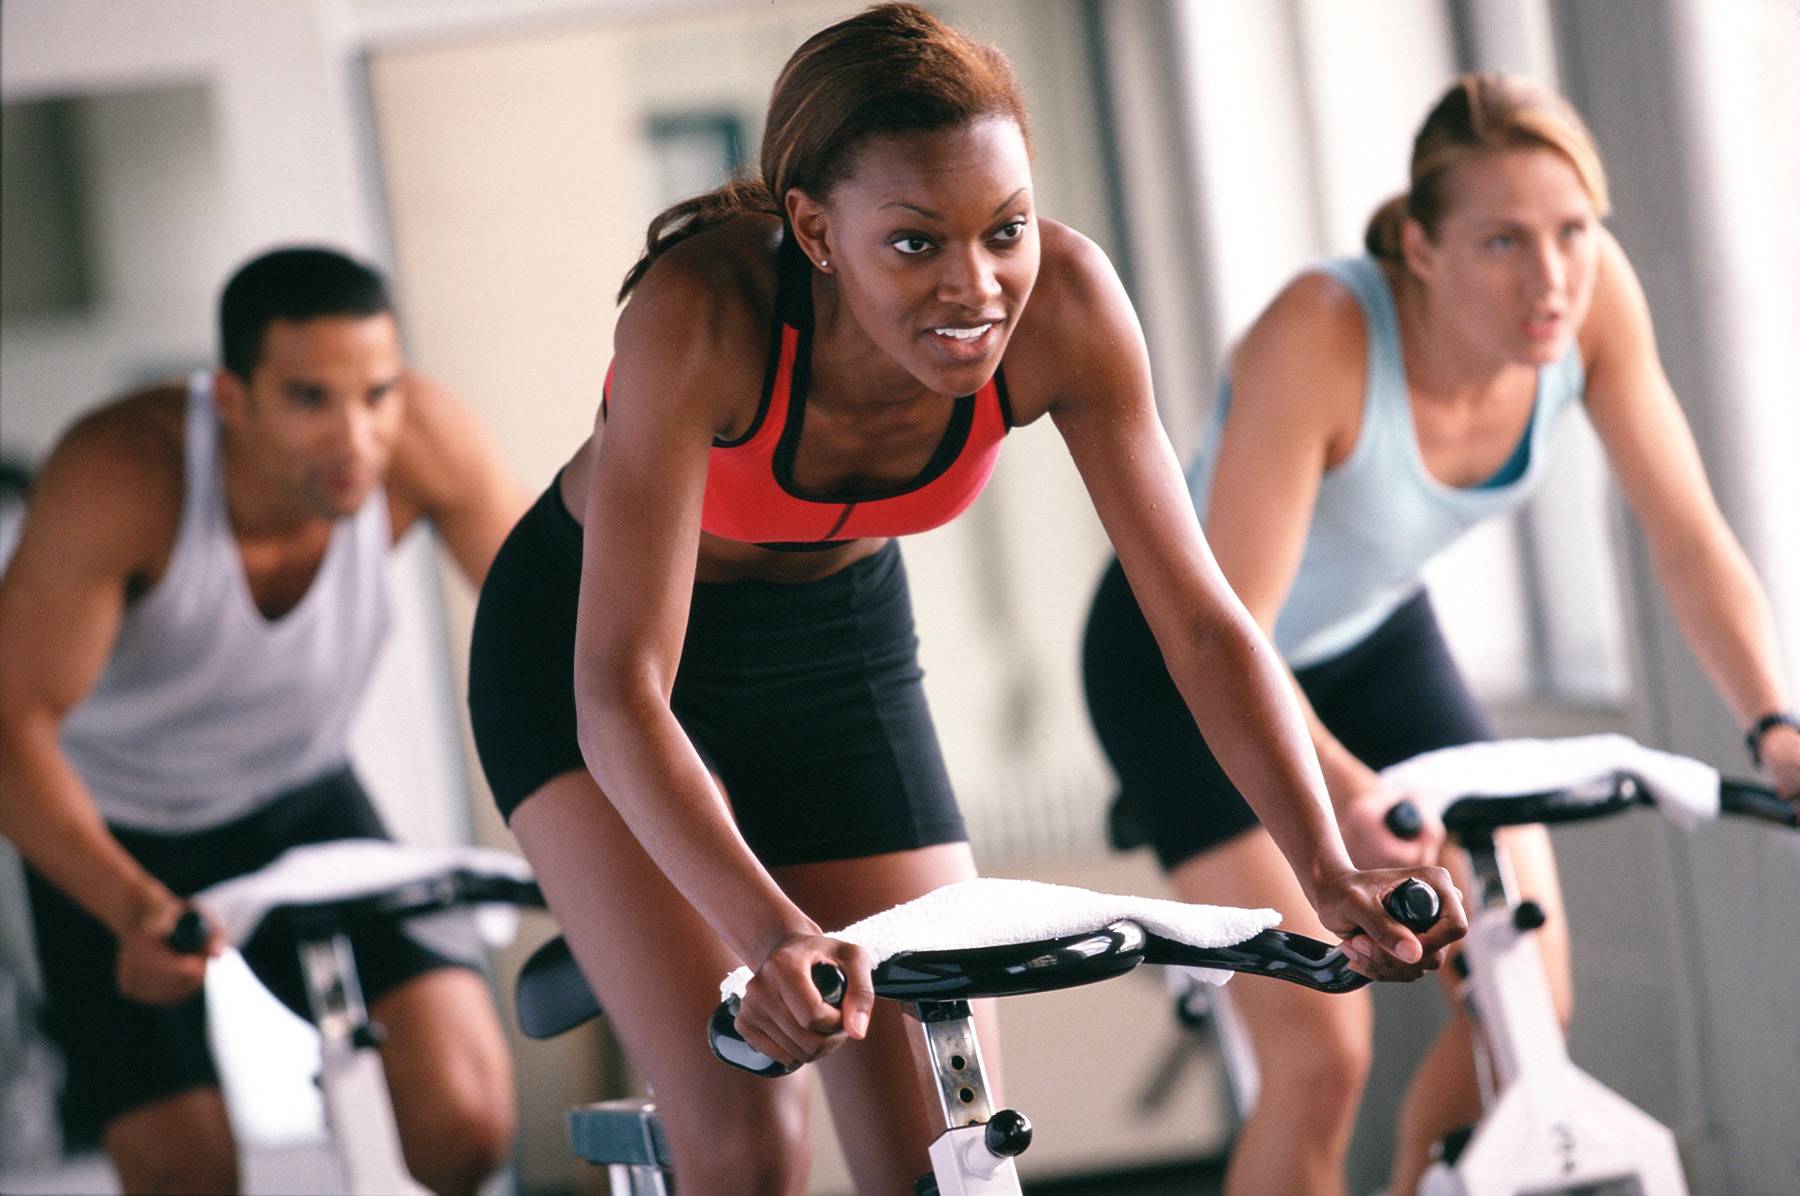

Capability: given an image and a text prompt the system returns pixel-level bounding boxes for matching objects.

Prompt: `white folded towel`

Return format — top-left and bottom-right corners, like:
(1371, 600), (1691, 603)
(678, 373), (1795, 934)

(1379, 734), (1719, 830)
(192, 839), (537, 957)
(721, 876), (1279, 1001)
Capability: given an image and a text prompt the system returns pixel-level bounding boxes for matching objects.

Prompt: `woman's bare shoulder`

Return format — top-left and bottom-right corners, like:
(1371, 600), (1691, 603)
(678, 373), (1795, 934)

(609, 215), (786, 435)
(625, 214), (784, 347)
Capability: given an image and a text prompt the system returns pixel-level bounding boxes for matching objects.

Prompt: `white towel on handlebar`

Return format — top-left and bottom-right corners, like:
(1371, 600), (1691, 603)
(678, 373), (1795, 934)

(1379, 734), (1719, 829)
(192, 839), (537, 959)
(720, 877), (1280, 1001)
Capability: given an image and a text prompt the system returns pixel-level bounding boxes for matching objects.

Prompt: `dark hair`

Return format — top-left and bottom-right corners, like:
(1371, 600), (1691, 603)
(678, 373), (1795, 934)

(617, 2), (1030, 302)
(218, 246), (393, 379)
(1365, 73), (1610, 262)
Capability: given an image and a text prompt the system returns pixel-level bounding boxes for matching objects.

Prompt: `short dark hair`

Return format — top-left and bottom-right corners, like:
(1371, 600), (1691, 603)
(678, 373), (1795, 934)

(218, 246), (393, 379)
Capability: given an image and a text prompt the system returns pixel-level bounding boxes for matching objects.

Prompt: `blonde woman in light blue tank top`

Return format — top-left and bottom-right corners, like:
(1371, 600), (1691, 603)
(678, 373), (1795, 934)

(1083, 75), (1798, 1196)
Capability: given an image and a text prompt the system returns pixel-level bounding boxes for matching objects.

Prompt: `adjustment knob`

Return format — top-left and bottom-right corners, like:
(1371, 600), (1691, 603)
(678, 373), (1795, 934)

(985, 1108), (1033, 1158)
(1513, 900), (1547, 932)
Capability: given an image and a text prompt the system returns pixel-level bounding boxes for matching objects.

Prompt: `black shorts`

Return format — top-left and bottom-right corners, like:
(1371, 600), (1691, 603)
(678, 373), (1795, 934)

(467, 479), (968, 866)
(24, 767), (478, 1130)
(1081, 558), (1494, 871)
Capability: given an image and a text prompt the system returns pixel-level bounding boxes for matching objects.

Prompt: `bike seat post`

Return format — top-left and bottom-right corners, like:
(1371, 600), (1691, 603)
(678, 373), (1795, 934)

(296, 926), (426, 1195)
(1458, 828), (1517, 913)
(906, 999), (997, 1129)
(299, 931), (375, 1049)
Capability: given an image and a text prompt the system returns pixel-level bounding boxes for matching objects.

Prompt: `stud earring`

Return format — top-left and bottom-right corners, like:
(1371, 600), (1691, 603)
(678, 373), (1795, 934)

(817, 258), (829, 270)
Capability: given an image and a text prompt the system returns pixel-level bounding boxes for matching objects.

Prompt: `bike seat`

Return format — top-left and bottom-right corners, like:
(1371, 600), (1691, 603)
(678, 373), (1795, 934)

(517, 934), (602, 1039)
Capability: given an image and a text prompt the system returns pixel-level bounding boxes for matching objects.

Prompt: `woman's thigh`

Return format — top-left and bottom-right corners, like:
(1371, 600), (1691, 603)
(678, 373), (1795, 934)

(510, 770), (812, 1178)
(774, 843), (998, 1193)
(1169, 828), (1373, 1085)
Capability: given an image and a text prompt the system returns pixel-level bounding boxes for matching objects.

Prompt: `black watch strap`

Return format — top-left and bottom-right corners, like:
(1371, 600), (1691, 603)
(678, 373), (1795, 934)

(1746, 710), (1800, 769)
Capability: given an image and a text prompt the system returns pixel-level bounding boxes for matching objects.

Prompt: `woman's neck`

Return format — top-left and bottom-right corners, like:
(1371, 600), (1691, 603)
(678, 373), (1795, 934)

(807, 275), (942, 414)
(1390, 267), (1528, 409)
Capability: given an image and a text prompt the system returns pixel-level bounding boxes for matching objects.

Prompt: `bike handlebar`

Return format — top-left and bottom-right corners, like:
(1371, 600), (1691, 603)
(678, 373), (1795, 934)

(1720, 779), (1798, 826)
(167, 909), (209, 955)
(709, 962), (849, 1077)
(162, 870), (545, 955)
(1383, 773), (1793, 841)
(704, 895), (1440, 1077)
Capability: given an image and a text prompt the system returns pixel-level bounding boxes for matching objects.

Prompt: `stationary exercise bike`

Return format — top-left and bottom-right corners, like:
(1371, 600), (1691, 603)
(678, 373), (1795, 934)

(1153, 740), (1793, 1196)
(513, 878), (1443, 1196)
(166, 841), (543, 1196)
(1383, 765), (1792, 1196)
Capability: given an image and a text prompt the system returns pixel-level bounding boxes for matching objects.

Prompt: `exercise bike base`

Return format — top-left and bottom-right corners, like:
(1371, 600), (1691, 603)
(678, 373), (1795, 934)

(1417, 1066), (1687, 1196)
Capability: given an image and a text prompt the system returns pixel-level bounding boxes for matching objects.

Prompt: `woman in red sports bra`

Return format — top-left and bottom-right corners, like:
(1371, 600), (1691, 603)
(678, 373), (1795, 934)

(468, 5), (1467, 1191)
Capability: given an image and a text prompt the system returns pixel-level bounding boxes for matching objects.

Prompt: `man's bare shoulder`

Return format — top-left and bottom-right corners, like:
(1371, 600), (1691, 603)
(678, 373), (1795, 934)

(31, 383), (188, 570)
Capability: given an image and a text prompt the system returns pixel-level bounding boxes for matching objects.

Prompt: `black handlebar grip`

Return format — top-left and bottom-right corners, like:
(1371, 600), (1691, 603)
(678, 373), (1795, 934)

(166, 909), (209, 955)
(1383, 878), (1441, 931)
(812, 962), (847, 1006)
(708, 962), (851, 1078)
(1384, 799), (1425, 841)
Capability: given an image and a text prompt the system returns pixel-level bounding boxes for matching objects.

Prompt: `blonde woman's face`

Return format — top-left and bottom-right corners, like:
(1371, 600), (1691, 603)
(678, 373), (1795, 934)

(1412, 147), (1601, 368)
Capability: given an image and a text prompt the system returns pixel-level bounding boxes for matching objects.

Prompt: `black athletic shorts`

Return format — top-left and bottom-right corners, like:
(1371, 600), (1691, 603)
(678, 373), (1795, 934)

(467, 477), (968, 866)
(1081, 557), (1494, 871)
(24, 767), (478, 1130)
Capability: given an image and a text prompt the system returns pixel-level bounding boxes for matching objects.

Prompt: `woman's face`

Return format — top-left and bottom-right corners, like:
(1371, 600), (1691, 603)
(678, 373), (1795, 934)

(1406, 147), (1601, 368)
(801, 116), (1039, 396)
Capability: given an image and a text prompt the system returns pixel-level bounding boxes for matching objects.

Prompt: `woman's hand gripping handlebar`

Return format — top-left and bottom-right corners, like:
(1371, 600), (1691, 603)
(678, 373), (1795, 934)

(1319, 870), (1460, 981)
(711, 961), (851, 1077)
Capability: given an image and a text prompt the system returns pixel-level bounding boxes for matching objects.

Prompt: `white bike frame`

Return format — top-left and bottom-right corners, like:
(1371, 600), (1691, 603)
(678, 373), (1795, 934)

(297, 931), (429, 1196)
(1417, 829), (1686, 1196)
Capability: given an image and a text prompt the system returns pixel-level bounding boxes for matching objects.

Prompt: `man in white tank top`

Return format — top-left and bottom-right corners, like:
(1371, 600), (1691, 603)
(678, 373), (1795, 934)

(0, 247), (528, 1195)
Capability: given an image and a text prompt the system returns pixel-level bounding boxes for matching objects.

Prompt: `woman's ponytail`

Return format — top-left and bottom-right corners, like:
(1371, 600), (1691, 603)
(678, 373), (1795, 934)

(1363, 193), (1411, 262)
(617, 174), (780, 303)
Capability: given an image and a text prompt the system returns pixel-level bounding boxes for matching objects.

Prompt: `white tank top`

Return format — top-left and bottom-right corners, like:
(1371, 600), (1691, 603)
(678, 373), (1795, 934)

(60, 373), (392, 832)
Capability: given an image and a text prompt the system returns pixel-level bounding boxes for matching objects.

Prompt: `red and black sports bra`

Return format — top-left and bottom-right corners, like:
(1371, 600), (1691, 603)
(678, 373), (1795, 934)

(604, 231), (1013, 550)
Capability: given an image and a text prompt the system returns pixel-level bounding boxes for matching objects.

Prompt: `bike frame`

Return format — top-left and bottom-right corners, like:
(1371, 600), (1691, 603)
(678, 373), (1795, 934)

(296, 929), (429, 1196)
(183, 864), (543, 1196)
(1419, 822), (1686, 1196)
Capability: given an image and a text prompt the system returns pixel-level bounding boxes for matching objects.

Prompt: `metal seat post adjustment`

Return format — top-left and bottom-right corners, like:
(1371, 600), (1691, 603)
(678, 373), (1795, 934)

(298, 931), (425, 1194)
(908, 999), (1032, 1196)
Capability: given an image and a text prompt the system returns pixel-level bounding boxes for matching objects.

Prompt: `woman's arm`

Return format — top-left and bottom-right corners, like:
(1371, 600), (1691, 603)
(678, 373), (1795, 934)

(1581, 231), (1797, 797)
(1021, 228), (1463, 972)
(569, 249), (871, 1046)
(1199, 274), (1426, 831)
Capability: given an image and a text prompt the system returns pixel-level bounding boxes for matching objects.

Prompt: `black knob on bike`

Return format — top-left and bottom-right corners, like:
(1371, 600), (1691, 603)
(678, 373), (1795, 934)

(811, 962), (846, 1006)
(166, 909), (209, 955)
(984, 1108), (1033, 1158)
(1384, 799), (1424, 841)
(1383, 878), (1441, 931)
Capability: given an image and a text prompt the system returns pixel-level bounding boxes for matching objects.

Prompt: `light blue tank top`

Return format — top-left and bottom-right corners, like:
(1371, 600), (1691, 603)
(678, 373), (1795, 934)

(59, 373), (392, 831)
(1186, 256), (1586, 669)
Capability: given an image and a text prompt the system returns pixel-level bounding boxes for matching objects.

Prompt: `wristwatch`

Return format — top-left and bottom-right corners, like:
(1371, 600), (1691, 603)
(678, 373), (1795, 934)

(1745, 710), (1800, 769)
